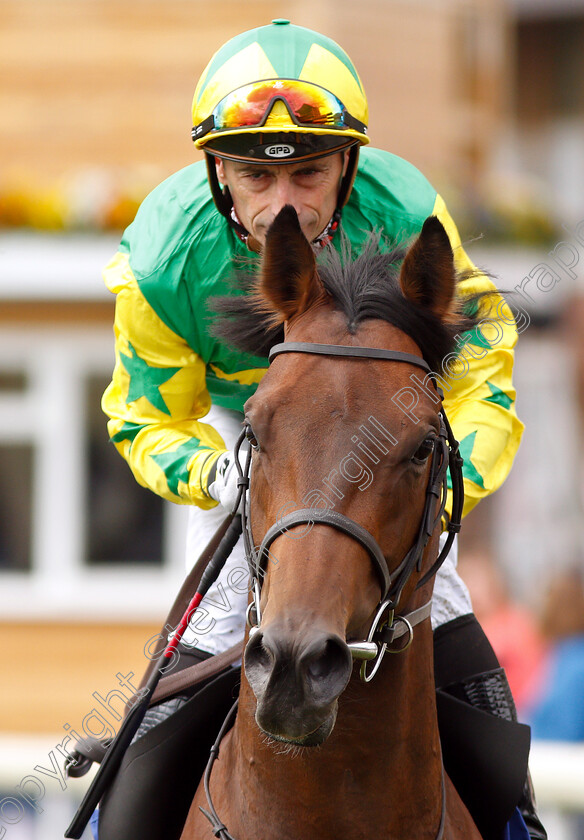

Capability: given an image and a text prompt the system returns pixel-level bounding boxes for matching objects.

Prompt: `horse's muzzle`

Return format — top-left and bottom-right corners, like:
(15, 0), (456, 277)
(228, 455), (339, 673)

(244, 624), (353, 745)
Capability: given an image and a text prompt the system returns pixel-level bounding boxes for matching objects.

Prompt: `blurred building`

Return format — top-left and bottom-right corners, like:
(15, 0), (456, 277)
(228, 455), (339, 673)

(505, 0), (584, 221)
(1, 0), (511, 211)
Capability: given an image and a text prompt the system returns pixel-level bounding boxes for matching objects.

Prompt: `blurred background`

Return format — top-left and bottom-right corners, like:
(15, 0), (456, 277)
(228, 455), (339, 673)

(1, 0), (584, 837)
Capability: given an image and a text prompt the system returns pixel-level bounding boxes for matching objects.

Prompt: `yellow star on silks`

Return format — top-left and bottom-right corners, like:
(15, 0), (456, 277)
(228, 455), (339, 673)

(119, 343), (180, 415)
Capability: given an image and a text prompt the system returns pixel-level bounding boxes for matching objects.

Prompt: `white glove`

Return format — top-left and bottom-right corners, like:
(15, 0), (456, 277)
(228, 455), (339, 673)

(208, 450), (243, 512)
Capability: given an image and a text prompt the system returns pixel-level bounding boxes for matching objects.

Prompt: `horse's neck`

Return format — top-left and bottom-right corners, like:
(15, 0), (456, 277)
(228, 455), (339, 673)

(334, 625), (442, 784)
(225, 625), (443, 838)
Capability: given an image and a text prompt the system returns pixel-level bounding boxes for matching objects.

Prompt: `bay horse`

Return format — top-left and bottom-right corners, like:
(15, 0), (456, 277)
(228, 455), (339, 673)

(181, 206), (483, 840)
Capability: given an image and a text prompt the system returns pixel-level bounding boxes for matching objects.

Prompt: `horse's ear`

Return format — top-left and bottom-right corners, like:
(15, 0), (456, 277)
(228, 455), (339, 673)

(399, 216), (456, 320)
(259, 205), (321, 321)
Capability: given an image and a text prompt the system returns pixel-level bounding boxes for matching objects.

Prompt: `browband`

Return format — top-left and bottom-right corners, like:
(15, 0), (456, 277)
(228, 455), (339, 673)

(269, 342), (431, 373)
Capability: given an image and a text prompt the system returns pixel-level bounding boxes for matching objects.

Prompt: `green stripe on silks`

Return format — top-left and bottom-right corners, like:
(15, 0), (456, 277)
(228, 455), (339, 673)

(458, 431), (485, 489)
(110, 422), (147, 447)
(461, 325), (493, 350)
(205, 369), (260, 412)
(484, 381), (513, 411)
(151, 439), (213, 497)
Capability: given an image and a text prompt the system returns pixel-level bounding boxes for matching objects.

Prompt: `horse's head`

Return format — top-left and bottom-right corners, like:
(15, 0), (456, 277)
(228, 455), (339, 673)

(225, 206), (474, 746)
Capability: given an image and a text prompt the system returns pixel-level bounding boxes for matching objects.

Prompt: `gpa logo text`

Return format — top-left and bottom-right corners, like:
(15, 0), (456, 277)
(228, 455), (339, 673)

(264, 144), (295, 158)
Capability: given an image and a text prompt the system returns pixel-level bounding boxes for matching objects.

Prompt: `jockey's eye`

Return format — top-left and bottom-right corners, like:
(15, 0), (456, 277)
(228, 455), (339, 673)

(411, 435), (435, 466)
(245, 422), (259, 451)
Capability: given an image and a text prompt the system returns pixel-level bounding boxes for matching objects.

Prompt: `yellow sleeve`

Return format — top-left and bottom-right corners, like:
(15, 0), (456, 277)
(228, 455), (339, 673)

(101, 251), (226, 509)
(433, 195), (524, 519)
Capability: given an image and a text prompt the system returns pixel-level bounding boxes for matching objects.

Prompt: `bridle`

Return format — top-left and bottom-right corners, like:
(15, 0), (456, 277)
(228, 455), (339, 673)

(202, 339), (460, 840)
(237, 340), (464, 682)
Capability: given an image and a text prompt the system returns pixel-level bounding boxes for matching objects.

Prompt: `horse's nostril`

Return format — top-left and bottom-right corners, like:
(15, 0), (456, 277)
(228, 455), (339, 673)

(244, 630), (274, 698)
(255, 645), (271, 671)
(307, 653), (329, 680)
(306, 640), (342, 678)
(248, 633), (269, 665)
(302, 636), (352, 701)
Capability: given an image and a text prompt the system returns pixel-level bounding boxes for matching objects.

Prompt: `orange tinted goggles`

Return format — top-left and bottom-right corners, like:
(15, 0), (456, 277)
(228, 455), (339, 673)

(192, 79), (367, 142)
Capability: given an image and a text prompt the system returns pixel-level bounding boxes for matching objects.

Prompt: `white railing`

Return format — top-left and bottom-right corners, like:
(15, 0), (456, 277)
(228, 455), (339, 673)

(530, 741), (584, 811)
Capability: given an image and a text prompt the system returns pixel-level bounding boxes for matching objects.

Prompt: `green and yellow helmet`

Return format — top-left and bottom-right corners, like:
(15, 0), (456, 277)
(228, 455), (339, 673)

(191, 19), (369, 165)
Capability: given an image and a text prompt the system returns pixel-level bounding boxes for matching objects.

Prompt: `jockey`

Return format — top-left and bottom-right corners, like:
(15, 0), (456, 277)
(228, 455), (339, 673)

(99, 20), (545, 840)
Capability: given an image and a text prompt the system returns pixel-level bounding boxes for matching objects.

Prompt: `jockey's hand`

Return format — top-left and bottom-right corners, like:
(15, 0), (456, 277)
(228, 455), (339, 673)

(208, 450), (244, 512)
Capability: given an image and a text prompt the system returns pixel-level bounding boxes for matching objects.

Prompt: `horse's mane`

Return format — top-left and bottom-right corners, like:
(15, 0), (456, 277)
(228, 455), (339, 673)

(211, 231), (484, 372)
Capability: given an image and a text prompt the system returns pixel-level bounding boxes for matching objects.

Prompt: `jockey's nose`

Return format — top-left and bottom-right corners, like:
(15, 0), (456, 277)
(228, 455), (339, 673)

(269, 171), (300, 219)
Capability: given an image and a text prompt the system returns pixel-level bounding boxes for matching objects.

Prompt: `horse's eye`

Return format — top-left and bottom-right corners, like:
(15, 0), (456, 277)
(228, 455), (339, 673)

(245, 423), (259, 450)
(412, 436), (435, 465)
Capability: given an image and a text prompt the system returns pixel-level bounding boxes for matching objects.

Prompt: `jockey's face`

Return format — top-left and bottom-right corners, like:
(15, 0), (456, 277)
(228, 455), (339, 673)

(215, 152), (348, 246)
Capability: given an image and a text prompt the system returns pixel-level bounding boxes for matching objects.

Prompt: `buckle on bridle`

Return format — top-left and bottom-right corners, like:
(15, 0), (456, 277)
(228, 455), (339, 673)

(246, 579), (262, 637)
(379, 615), (414, 653)
(349, 598), (431, 682)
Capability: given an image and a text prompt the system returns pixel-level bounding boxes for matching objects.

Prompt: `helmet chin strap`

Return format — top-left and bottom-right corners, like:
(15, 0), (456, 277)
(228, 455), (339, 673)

(336, 143), (360, 212)
(229, 207), (262, 253)
(204, 146), (360, 252)
(205, 154), (249, 236)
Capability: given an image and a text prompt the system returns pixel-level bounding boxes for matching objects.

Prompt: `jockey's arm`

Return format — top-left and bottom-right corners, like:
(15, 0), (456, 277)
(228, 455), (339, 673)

(432, 196), (524, 520)
(101, 250), (227, 509)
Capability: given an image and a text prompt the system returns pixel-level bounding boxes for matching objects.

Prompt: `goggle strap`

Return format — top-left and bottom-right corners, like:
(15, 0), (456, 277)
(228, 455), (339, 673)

(341, 111), (367, 135)
(192, 115), (215, 142)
